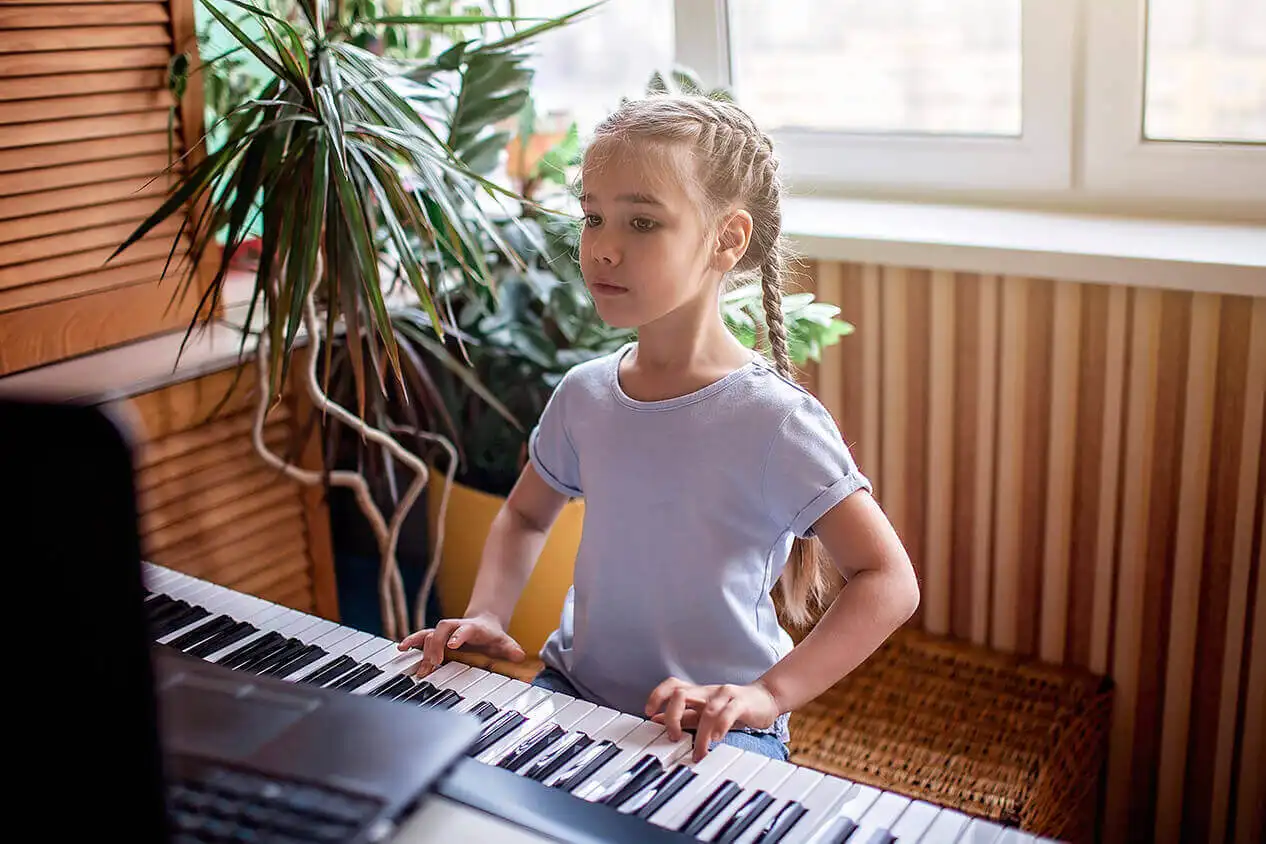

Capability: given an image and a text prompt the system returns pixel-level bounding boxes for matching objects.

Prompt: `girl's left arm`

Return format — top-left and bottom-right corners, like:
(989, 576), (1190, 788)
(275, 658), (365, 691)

(757, 489), (920, 715)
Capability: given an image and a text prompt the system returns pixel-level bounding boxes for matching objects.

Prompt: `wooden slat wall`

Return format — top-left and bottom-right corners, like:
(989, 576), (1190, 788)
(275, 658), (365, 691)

(107, 362), (340, 619)
(808, 261), (1266, 844)
(0, 0), (206, 376)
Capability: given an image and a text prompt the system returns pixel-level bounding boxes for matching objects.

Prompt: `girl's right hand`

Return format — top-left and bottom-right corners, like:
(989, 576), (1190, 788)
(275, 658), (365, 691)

(397, 613), (526, 676)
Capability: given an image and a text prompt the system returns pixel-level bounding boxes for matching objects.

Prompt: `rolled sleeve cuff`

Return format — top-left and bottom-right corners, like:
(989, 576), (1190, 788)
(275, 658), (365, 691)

(528, 427), (583, 498)
(789, 473), (871, 538)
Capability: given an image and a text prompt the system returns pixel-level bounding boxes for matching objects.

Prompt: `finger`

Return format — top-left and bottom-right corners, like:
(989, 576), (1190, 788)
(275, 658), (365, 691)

(651, 708), (700, 728)
(424, 619), (459, 669)
(644, 677), (685, 718)
(492, 635), (525, 662)
(664, 688), (690, 741)
(694, 692), (736, 762)
(446, 624), (471, 650)
(398, 628), (434, 650)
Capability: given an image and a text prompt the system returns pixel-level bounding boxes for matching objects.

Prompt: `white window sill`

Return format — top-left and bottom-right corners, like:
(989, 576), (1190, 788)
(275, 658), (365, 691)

(783, 196), (1266, 298)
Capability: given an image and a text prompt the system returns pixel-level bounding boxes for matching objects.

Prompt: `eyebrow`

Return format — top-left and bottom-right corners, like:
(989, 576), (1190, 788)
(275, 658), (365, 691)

(578, 192), (665, 207)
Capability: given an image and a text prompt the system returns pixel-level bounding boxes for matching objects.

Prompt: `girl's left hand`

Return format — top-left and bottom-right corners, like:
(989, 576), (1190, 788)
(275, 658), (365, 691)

(644, 677), (781, 761)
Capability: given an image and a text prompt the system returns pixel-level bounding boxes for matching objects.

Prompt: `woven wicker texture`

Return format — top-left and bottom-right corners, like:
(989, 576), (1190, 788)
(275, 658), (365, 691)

(786, 628), (1113, 843)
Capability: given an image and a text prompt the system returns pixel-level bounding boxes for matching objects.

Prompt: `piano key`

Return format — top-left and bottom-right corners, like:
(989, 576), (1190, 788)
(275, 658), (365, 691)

(331, 663), (384, 692)
(775, 775), (856, 844)
(714, 790), (776, 844)
(624, 764), (695, 820)
(648, 744), (746, 829)
(678, 779), (745, 836)
(692, 752), (774, 841)
(593, 753), (663, 806)
(910, 808), (970, 843)
(449, 671), (515, 712)
(547, 741), (621, 792)
(994, 830), (1036, 844)
(186, 620), (257, 658)
(498, 724), (566, 773)
(164, 615), (236, 650)
(369, 675), (416, 699)
(955, 818), (1008, 844)
(571, 720), (669, 799)
(423, 688), (463, 709)
(706, 759), (797, 842)
(733, 767), (825, 844)
(805, 783), (881, 844)
(272, 627), (370, 680)
(885, 800), (942, 842)
(475, 689), (562, 764)
(242, 638), (312, 675)
(520, 731), (591, 782)
(848, 790), (910, 844)
(547, 712), (645, 792)
(468, 701), (501, 723)
(468, 710), (529, 757)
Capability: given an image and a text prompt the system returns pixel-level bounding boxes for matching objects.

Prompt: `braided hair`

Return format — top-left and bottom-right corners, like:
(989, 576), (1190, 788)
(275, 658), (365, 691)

(585, 95), (832, 629)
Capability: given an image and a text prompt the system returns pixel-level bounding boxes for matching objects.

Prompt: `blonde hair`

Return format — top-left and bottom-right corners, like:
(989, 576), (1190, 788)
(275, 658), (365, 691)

(585, 94), (834, 629)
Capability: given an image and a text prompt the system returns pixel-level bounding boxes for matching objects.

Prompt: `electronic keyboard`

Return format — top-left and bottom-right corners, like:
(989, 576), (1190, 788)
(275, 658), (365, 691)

(143, 563), (1057, 844)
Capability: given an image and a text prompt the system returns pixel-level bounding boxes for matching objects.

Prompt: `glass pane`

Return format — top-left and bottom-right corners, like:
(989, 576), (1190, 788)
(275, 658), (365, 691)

(728, 0), (1022, 136)
(1144, 0), (1266, 143)
(511, 0), (674, 136)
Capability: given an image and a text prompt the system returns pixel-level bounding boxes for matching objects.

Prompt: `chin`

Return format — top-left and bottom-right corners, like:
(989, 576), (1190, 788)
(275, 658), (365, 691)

(592, 301), (641, 330)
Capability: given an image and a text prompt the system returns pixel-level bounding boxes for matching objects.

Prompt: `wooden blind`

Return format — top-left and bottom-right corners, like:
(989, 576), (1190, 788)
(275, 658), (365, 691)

(0, 0), (207, 375)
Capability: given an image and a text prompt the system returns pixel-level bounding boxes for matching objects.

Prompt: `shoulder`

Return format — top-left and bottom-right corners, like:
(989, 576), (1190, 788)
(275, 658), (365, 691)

(553, 346), (623, 399)
(737, 357), (833, 434)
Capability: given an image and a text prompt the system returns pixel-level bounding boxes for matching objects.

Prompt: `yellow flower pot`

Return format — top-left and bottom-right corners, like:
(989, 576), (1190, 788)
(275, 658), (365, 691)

(425, 471), (583, 658)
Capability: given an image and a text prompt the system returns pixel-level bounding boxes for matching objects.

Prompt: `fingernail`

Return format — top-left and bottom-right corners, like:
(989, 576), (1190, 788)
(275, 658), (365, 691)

(448, 638), (459, 647)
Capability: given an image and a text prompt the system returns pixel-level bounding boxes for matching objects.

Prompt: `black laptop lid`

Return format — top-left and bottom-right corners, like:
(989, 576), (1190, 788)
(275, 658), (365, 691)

(3, 397), (168, 841)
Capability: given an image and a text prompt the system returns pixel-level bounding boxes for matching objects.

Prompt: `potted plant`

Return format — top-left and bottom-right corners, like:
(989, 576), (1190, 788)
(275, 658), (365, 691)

(111, 0), (593, 639)
(417, 85), (856, 655)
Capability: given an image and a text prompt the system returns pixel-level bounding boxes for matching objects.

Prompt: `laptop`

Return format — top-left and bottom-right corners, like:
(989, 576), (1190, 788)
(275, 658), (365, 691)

(3, 397), (481, 843)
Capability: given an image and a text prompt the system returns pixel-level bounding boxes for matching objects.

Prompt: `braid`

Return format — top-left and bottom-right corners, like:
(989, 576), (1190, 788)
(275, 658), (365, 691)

(760, 242), (791, 380)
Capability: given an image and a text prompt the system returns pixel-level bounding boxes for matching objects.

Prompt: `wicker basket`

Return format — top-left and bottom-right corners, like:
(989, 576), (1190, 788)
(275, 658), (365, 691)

(787, 627), (1113, 843)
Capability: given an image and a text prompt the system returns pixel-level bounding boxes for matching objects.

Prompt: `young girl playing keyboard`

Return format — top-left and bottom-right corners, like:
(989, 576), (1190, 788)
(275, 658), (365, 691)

(400, 93), (920, 763)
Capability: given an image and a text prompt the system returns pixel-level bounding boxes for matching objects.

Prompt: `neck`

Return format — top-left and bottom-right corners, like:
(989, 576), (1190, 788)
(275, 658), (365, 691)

(633, 282), (751, 372)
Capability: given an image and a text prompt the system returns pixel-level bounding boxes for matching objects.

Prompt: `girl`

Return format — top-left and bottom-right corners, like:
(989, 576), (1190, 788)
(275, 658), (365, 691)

(399, 94), (919, 763)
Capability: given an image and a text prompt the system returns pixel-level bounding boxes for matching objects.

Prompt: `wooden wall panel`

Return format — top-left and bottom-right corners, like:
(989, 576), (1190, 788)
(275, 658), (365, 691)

(109, 362), (340, 620)
(811, 261), (1265, 844)
(0, 0), (207, 378)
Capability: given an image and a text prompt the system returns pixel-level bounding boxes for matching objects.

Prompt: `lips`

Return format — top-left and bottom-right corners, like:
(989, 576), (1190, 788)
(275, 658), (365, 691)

(589, 279), (628, 296)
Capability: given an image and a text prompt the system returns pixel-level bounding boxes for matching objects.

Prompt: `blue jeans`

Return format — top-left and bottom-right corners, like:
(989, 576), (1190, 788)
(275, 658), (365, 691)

(530, 666), (790, 762)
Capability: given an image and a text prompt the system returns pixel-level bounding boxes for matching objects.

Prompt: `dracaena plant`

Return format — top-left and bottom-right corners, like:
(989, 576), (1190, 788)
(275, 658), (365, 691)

(110, 0), (596, 639)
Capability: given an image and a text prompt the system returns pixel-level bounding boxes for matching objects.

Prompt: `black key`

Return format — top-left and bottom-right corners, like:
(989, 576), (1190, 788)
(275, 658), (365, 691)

(397, 681), (440, 703)
(678, 779), (743, 836)
(632, 765), (696, 819)
(864, 831), (896, 844)
(144, 594), (177, 617)
(752, 800), (807, 843)
(714, 790), (775, 844)
(422, 689), (462, 710)
(299, 655), (356, 686)
(332, 664), (383, 691)
(168, 615), (235, 650)
(244, 639), (310, 675)
(524, 734), (591, 782)
(556, 742), (620, 793)
(369, 675), (415, 699)
(468, 701), (500, 722)
(467, 711), (526, 757)
(220, 632), (285, 670)
(265, 645), (327, 678)
(497, 724), (565, 773)
(817, 816), (859, 844)
(147, 599), (194, 631)
(601, 754), (664, 808)
(153, 605), (210, 638)
(188, 622), (257, 658)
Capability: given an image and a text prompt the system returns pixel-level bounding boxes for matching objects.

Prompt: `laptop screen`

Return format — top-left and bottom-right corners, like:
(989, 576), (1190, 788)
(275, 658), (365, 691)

(4, 398), (170, 841)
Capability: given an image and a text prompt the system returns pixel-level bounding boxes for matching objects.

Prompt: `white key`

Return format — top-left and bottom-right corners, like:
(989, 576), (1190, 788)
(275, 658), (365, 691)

(143, 567), (189, 591)
(203, 605), (295, 663)
(448, 671), (514, 711)
(993, 828), (1035, 843)
(778, 775), (856, 844)
(691, 752), (772, 840)
(155, 588), (250, 643)
(851, 791), (911, 842)
(887, 800), (943, 841)
(424, 661), (477, 687)
(955, 817), (1008, 844)
(562, 706), (622, 740)
(648, 744), (745, 828)
(912, 808), (971, 843)
(572, 720), (667, 800)
(478, 691), (574, 765)
(697, 758), (798, 837)
(543, 713), (645, 789)
(635, 728), (694, 767)
(733, 767), (826, 844)
(805, 783), (882, 844)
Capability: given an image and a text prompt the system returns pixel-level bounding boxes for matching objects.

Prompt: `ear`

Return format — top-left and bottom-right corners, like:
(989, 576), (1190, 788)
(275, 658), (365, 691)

(712, 209), (753, 273)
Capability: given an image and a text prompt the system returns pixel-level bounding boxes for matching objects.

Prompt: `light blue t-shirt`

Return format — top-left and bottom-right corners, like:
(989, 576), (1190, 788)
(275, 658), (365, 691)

(528, 343), (872, 741)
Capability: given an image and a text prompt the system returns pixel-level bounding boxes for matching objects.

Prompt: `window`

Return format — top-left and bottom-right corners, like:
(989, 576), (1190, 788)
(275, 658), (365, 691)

(519, 0), (1265, 205)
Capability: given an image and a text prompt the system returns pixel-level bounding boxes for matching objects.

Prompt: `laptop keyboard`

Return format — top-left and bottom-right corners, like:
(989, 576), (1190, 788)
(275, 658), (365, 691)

(166, 762), (383, 843)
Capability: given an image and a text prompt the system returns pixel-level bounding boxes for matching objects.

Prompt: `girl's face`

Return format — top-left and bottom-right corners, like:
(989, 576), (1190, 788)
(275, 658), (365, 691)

(578, 141), (718, 330)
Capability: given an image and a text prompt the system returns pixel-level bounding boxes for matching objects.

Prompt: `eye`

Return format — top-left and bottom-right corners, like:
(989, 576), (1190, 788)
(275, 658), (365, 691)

(630, 217), (658, 232)
(583, 213), (603, 228)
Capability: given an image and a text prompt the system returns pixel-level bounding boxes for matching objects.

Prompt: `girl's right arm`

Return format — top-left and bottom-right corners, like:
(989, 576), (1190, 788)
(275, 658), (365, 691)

(398, 463), (570, 674)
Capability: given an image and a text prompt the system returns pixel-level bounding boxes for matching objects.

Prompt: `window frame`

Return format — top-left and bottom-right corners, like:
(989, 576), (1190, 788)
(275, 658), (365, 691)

(1082, 0), (1266, 203)
(670, 0), (1264, 206)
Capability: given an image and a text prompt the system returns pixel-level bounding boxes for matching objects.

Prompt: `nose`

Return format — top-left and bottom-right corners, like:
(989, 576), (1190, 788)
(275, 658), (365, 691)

(586, 227), (620, 267)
